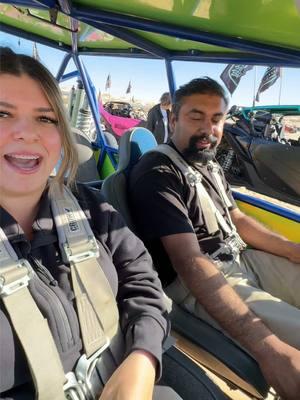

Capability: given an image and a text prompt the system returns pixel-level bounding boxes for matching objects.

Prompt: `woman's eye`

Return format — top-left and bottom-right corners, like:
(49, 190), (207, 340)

(38, 116), (58, 125)
(0, 111), (10, 118)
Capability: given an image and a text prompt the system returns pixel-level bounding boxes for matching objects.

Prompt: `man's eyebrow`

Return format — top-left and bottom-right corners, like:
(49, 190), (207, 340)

(189, 109), (204, 115)
(188, 109), (224, 117)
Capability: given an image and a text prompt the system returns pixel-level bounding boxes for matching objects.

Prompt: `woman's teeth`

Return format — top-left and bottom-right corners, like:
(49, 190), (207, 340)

(5, 154), (40, 169)
(10, 154), (39, 160)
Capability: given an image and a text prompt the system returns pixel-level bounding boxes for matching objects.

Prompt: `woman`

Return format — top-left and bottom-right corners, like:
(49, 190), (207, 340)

(0, 47), (181, 400)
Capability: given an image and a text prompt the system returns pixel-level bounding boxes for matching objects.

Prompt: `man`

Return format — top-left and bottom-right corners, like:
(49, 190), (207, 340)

(129, 78), (300, 400)
(146, 92), (171, 144)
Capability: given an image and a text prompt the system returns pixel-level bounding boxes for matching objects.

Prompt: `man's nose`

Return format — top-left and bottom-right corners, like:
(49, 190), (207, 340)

(12, 118), (39, 142)
(202, 119), (214, 135)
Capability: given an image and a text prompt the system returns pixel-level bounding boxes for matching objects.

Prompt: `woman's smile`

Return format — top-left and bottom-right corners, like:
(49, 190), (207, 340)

(4, 152), (42, 173)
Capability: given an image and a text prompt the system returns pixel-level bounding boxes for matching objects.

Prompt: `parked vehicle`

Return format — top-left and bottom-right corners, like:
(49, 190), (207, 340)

(217, 105), (300, 206)
(104, 101), (134, 118)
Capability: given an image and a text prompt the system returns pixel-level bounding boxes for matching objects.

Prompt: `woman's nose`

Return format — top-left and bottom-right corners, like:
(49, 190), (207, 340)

(12, 118), (39, 142)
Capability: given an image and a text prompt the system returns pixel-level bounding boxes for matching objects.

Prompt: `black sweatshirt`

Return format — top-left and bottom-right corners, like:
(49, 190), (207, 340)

(0, 184), (169, 397)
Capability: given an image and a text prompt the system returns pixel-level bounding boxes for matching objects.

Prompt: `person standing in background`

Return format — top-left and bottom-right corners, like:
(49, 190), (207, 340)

(146, 92), (171, 144)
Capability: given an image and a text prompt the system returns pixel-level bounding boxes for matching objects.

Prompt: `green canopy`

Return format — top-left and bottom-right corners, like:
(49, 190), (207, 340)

(1, 0), (300, 65)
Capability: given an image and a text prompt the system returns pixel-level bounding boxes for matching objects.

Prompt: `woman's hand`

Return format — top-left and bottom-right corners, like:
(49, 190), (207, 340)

(99, 350), (157, 400)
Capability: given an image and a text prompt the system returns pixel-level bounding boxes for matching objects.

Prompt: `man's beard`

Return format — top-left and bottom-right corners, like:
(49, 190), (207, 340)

(182, 135), (217, 165)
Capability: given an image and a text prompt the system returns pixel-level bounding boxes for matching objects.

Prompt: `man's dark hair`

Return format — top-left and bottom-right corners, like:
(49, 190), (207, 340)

(160, 92), (171, 106)
(172, 77), (229, 119)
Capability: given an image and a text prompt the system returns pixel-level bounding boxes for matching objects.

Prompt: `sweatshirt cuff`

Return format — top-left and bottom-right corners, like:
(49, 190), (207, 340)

(124, 315), (167, 381)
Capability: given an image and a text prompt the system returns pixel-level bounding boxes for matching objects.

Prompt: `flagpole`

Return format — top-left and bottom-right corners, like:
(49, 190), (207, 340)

(252, 66), (257, 107)
(278, 68), (283, 105)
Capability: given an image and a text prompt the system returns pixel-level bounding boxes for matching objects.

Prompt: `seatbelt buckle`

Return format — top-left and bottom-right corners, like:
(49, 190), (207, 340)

(75, 338), (110, 386)
(63, 238), (99, 264)
(0, 259), (34, 296)
(64, 372), (86, 400)
(64, 338), (110, 400)
(207, 162), (219, 173)
(227, 235), (246, 253)
(186, 171), (201, 186)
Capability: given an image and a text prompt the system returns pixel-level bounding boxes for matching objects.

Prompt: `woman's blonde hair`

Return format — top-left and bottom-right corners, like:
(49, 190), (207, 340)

(0, 47), (78, 189)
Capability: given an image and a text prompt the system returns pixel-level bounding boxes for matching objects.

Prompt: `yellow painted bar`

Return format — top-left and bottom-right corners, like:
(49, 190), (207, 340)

(237, 200), (300, 243)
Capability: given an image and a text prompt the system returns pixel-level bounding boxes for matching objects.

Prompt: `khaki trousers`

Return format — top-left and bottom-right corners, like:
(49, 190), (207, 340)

(165, 249), (300, 350)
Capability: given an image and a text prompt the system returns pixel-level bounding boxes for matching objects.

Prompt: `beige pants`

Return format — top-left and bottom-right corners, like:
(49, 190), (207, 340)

(165, 249), (300, 350)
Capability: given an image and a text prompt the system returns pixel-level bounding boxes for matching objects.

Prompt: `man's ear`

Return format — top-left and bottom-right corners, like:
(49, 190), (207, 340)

(170, 112), (176, 133)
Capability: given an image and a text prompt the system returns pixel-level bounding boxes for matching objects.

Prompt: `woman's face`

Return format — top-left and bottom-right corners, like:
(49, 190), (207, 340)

(0, 73), (62, 199)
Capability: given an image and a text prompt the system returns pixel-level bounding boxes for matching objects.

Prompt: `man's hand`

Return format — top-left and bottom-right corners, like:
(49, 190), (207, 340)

(256, 340), (300, 400)
(283, 241), (300, 264)
(231, 208), (300, 263)
(99, 350), (156, 400)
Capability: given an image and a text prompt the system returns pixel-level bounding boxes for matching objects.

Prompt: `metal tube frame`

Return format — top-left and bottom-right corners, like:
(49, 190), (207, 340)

(72, 53), (118, 171)
(165, 59), (176, 98)
(56, 52), (72, 82)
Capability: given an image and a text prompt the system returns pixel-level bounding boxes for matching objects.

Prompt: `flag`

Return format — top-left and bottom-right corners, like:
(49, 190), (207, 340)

(220, 64), (253, 94)
(105, 74), (111, 91)
(256, 66), (281, 102)
(32, 42), (40, 62)
(126, 80), (132, 94)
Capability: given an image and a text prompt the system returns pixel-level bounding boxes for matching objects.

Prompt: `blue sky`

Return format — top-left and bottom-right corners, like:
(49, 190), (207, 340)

(1, 32), (300, 107)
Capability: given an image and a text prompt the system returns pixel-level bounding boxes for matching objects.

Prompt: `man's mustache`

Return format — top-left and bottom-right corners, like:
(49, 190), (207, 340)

(190, 134), (218, 147)
(208, 134), (218, 145)
(182, 134), (218, 165)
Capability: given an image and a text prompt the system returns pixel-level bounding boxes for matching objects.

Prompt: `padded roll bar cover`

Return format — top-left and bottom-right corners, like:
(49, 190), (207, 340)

(117, 127), (157, 174)
(102, 127), (157, 231)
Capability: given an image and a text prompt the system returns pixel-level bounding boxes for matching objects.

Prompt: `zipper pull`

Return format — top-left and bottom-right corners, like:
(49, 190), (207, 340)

(29, 255), (58, 286)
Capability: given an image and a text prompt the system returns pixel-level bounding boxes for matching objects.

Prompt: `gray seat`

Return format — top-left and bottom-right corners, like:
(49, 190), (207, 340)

(101, 127), (269, 399)
(102, 127), (157, 231)
(72, 128), (100, 183)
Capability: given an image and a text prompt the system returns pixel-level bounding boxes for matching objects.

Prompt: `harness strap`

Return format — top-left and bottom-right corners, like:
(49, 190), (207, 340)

(154, 145), (219, 234)
(0, 229), (66, 400)
(151, 145), (246, 251)
(208, 163), (237, 232)
(1, 184), (122, 398)
(70, 258), (119, 356)
(51, 184), (121, 360)
(208, 163), (232, 209)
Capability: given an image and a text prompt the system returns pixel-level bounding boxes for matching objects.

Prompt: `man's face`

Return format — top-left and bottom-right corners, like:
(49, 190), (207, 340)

(161, 103), (171, 111)
(170, 93), (227, 164)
